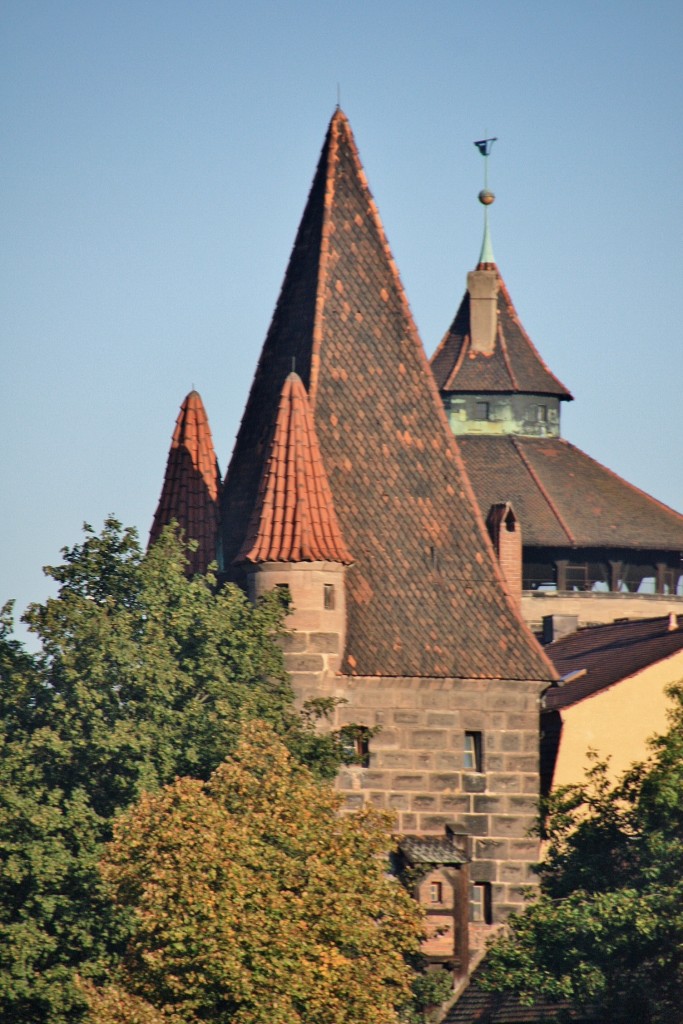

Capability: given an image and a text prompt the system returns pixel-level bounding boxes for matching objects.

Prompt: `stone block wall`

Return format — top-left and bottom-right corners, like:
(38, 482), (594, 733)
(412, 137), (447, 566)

(292, 672), (544, 921)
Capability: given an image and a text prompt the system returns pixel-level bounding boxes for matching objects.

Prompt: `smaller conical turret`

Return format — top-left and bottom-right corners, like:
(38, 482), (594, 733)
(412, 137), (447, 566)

(149, 390), (221, 575)
(237, 372), (352, 680)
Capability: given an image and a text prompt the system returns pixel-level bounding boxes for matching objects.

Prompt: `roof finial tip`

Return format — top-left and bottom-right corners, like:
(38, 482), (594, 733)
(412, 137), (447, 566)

(474, 136), (497, 265)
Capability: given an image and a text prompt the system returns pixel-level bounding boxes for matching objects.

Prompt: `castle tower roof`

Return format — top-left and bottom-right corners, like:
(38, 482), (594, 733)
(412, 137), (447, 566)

(149, 390), (220, 574)
(221, 109), (553, 681)
(236, 372), (352, 564)
(430, 266), (573, 400)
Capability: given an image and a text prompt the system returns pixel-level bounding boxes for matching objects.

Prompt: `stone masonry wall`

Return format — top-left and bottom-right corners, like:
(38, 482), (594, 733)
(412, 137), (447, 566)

(291, 669), (544, 921)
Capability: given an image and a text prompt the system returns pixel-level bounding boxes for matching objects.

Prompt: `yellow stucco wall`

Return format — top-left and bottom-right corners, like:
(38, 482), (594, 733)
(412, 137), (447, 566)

(552, 651), (683, 789)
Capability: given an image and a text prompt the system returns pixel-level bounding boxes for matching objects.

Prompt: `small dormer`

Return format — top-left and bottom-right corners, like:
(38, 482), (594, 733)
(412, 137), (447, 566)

(398, 827), (470, 976)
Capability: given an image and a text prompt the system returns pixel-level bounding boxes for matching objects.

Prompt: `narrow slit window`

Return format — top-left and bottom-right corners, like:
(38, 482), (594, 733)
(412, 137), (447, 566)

(464, 731), (483, 772)
(323, 584), (335, 610)
(470, 882), (492, 923)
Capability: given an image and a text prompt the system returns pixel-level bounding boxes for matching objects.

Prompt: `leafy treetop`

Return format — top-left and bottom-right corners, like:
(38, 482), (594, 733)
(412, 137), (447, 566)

(83, 721), (425, 1024)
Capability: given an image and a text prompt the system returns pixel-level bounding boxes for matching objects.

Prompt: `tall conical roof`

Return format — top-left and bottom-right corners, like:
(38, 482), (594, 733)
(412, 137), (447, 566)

(430, 267), (573, 399)
(149, 390), (221, 574)
(236, 372), (352, 564)
(221, 110), (553, 682)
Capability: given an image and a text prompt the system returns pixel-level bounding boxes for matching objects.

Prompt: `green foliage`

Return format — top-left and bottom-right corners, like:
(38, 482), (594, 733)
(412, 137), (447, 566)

(0, 520), (346, 1023)
(84, 722), (425, 1024)
(482, 684), (683, 1024)
(399, 963), (454, 1024)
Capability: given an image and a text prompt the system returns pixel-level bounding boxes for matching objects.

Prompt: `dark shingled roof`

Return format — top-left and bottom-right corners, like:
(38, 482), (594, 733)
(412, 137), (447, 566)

(221, 110), (554, 682)
(400, 835), (468, 866)
(235, 372), (352, 565)
(445, 984), (597, 1023)
(149, 391), (220, 575)
(544, 614), (683, 710)
(456, 435), (683, 550)
(430, 271), (572, 399)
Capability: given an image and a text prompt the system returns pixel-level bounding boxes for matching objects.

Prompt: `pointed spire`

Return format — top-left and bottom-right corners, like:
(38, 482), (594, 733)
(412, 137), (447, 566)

(149, 390), (221, 575)
(236, 372), (352, 564)
(222, 110), (552, 680)
(478, 206), (496, 267)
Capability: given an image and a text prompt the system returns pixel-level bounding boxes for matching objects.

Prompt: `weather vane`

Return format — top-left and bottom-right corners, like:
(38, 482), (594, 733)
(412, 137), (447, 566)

(473, 137), (497, 205)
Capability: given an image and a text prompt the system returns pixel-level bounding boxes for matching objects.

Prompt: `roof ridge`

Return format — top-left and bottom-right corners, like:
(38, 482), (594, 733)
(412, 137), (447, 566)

(556, 437), (683, 520)
(495, 314), (520, 391)
(511, 436), (576, 545)
(497, 273), (573, 399)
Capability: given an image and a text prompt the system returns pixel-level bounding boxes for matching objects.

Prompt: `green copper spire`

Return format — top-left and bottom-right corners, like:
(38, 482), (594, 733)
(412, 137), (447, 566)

(478, 206), (495, 265)
(474, 137), (497, 266)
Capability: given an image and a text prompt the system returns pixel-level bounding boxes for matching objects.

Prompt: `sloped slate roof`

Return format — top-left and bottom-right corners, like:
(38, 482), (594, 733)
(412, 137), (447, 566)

(235, 372), (352, 564)
(400, 835), (468, 866)
(431, 272), (572, 399)
(221, 109), (554, 682)
(544, 614), (683, 710)
(149, 390), (220, 575)
(445, 983), (597, 1023)
(457, 436), (683, 550)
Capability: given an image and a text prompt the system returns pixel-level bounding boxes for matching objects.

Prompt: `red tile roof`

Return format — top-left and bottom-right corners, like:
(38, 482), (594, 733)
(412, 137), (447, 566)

(457, 435), (683, 550)
(220, 109), (554, 683)
(544, 614), (683, 710)
(236, 372), (352, 564)
(430, 270), (572, 399)
(149, 390), (220, 574)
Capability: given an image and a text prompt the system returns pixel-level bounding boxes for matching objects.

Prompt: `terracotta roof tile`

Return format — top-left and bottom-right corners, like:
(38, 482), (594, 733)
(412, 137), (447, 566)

(457, 436), (683, 550)
(149, 391), (220, 574)
(236, 372), (352, 564)
(220, 110), (554, 682)
(544, 614), (683, 710)
(431, 270), (572, 400)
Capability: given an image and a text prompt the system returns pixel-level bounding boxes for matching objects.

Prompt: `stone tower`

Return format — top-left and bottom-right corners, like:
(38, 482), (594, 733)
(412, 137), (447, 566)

(219, 109), (557, 949)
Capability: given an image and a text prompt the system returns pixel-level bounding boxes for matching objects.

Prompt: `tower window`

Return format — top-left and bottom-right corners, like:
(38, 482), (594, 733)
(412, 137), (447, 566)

(464, 731), (483, 772)
(470, 882), (492, 923)
(323, 584), (335, 610)
(475, 401), (490, 421)
(429, 881), (443, 904)
(536, 404), (547, 422)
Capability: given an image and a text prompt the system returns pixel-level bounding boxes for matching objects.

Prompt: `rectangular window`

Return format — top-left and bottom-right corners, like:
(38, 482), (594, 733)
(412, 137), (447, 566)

(475, 401), (490, 421)
(323, 584), (335, 610)
(464, 731), (483, 772)
(341, 726), (371, 768)
(429, 881), (443, 904)
(536, 404), (547, 422)
(470, 882), (492, 924)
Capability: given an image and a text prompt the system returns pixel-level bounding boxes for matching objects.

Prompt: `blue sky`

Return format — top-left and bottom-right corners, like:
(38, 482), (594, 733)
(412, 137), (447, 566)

(3, 1), (682, 639)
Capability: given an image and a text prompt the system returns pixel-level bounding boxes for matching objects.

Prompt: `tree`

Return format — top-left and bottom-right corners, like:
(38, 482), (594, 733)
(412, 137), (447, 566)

(482, 683), (683, 1024)
(84, 721), (424, 1024)
(0, 520), (344, 1024)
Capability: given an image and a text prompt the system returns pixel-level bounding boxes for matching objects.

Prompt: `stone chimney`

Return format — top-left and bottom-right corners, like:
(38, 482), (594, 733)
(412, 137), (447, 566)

(486, 502), (522, 602)
(542, 614), (579, 645)
(467, 269), (499, 355)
